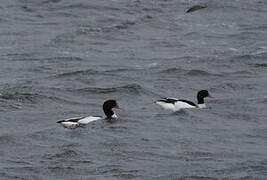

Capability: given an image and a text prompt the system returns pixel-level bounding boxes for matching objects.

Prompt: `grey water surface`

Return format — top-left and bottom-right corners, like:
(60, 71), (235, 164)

(0, 0), (267, 179)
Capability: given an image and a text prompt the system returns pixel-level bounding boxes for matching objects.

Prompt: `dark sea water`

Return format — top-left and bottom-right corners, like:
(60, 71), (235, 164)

(0, 0), (267, 179)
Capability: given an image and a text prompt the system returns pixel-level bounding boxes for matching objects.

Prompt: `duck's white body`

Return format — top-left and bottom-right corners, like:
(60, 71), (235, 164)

(155, 99), (201, 111)
(155, 101), (178, 111)
(58, 116), (102, 129)
(60, 121), (79, 129)
(77, 116), (102, 125)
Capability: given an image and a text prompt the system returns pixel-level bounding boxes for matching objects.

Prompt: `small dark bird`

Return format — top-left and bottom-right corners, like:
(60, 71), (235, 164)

(186, 5), (207, 13)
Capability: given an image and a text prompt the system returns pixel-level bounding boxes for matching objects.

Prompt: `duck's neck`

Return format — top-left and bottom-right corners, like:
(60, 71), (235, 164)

(197, 96), (206, 108)
(111, 113), (118, 119)
(197, 97), (205, 105)
(104, 109), (115, 119)
(197, 103), (206, 108)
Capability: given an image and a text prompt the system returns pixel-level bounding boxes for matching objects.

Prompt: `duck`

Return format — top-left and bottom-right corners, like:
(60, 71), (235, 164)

(155, 90), (211, 111)
(57, 99), (119, 128)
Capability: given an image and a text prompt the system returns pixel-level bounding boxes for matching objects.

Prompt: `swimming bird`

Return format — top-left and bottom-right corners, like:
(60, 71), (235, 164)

(57, 99), (119, 128)
(155, 90), (211, 111)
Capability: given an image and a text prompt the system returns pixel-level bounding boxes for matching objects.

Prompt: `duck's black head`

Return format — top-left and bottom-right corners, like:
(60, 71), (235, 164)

(102, 99), (119, 118)
(197, 90), (210, 104)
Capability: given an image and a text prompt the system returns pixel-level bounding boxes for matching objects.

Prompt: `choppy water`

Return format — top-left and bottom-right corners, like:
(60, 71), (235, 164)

(0, 0), (267, 179)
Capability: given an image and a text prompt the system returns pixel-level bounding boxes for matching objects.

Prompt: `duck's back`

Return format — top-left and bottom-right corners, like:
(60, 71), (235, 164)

(77, 116), (102, 125)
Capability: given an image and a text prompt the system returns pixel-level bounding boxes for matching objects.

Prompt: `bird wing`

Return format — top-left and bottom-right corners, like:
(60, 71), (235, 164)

(177, 99), (198, 107)
(57, 116), (85, 123)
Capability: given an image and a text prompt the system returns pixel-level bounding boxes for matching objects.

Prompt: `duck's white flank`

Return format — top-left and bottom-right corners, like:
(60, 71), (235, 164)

(60, 121), (79, 129)
(174, 101), (197, 110)
(155, 101), (176, 111)
(77, 116), (102, 125)
(58, 116), (102, 129)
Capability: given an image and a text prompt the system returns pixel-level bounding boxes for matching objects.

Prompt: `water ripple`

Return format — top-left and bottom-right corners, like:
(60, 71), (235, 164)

(74, 83), (158, 96)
